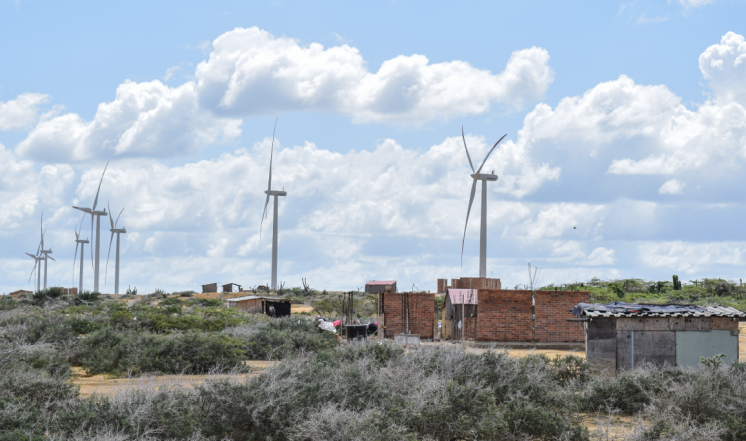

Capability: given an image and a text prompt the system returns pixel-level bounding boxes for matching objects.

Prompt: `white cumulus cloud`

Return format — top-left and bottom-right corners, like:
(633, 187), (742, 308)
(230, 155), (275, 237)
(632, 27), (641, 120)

(658, 178), (685, 194)
(0, 93), (50, 131)
(640, 241), (744, 274)
(195, 27), (554, 124)
(699, 31), (746, 106)
(17, 81), (242, 162)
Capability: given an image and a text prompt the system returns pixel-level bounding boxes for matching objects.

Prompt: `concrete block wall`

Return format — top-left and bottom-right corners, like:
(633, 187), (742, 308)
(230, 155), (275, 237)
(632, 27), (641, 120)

(380, 293), (434, 339)
(477, 290), (533, 342)
(534, 290), (588, 343)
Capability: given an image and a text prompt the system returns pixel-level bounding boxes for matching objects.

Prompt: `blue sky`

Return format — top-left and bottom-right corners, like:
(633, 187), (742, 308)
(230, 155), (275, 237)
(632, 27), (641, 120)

(2, 0), (746, 293)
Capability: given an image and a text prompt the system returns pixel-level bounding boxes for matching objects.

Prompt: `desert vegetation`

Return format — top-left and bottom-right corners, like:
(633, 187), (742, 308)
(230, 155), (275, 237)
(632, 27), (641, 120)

(1, 282), (745, 440)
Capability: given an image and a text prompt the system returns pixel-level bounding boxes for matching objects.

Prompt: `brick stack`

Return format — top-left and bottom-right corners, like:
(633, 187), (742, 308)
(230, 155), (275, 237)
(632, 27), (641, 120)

(379, 292), (435, 339)
(437, 277), (501, 293)
(534, 290), (587, 343)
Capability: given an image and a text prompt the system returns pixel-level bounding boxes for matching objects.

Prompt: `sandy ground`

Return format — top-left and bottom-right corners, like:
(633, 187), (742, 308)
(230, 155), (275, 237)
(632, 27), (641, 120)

(71, 360), (277, 398)
(291, 304), (315, 314)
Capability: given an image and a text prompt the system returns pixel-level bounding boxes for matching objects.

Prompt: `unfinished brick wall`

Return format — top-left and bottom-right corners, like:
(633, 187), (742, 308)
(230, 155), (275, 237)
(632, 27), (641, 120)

(477, 290), (533, 342)
(534, 291), (588, 343)
(379, 293), (434, 339)
(474, 290), (588, 343)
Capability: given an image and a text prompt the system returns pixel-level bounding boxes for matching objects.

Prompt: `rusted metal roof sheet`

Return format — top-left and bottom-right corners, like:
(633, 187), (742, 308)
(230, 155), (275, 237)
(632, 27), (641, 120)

(447, 289), (478, 304)
(573, 301), (746, 318)
(366, 280), (397, 285)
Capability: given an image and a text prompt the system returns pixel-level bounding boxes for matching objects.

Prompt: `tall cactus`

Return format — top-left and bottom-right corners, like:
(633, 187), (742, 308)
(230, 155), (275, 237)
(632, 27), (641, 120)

(672, 275), (681, 290)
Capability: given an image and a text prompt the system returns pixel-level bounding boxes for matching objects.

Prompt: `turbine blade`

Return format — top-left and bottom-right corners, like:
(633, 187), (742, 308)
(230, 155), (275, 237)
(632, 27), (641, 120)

(462, 126), (475, 173)
(259, 195), (270, 238)
(73, 240), (80, 289)
(29, 259), (38, 283)
(460, 179), (478, 269)
(267, 118), (276, 193)
(40, 211), (43, 250)
(475, 134), (507, 175)
(260, 118), (277, 239)
(115, 207), (124, 228)
(92, 161), (109, 211)
(48, 256), (56, 261)
(25, 252), (36, 259)
(105, 231), (114, 285)
(109, 201), (114, 229)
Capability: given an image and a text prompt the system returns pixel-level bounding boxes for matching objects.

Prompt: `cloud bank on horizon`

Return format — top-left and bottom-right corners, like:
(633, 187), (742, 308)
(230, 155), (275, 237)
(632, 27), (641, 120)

(2, 28), (746, 292)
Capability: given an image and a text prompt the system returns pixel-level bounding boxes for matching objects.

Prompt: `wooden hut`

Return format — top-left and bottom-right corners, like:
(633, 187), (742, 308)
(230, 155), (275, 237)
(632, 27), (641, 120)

(442, 289), (478, 340)
(201, 283), (218, 293)
(224, 295), (292, 317)
(575, 302), (745, 376)
(221, 283), (242, 293)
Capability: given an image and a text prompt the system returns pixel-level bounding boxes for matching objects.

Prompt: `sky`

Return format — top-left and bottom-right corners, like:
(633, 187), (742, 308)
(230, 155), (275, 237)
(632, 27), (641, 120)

(2, 0), (746, 294)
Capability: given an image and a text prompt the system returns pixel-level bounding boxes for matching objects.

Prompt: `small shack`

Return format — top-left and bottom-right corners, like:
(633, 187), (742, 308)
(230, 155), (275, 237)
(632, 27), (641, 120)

(8, 290), (32, 299)
(222, 283), (243, 293)
(365, 280), (397, 294)
(575, 302), (745, 375)
(224, 295), (292, 317)
(202, 283), (218, 293)
(443, 289), (478, 340)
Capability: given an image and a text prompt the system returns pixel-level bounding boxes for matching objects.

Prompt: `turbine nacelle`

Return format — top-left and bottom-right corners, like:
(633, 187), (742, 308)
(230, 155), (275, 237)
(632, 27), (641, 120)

(470, 173), (498, 181)
(110, 228), (127, 233)
(76, 239), (90, 244)
(265, 190), (287, 197)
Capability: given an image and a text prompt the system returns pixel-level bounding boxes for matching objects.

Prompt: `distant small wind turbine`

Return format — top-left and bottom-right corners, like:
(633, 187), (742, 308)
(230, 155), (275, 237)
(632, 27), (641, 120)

(260, 119), (286, 291)
(25, 252), (43, 292)
(460, 127), (507, 278)
(105, 203), (126, 295)
(38, 212), (55, 290)
(73, 162), (109, 293)
(73, 222), (89, 294)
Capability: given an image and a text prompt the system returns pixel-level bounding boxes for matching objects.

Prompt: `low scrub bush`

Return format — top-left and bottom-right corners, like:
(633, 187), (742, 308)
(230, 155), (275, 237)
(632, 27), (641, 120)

(77, 328), (246, 375)
(225, 316), (337, 360)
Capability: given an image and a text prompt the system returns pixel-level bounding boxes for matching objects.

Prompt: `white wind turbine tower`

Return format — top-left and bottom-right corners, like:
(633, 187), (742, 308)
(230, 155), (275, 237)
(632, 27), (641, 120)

(460, 127), (507, 278)
(105, 203), (126, 295)
(260, 120), (286, 291)
(73, 223), (89, 294)
(72, 161), (109, 293)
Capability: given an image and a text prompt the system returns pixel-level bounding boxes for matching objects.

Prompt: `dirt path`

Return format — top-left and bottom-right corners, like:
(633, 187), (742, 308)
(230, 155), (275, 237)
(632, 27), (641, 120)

(71, 360), (277, 398)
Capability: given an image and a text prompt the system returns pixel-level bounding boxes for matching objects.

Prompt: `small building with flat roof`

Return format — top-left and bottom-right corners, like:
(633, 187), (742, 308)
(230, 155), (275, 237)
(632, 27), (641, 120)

(365, 280), (396, 294)
(224, 295), (292, 317)
(574, 302), (745, 376)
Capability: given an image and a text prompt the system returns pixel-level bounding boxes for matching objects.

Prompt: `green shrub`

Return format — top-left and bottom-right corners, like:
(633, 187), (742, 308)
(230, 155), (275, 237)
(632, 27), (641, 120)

(67, 317), (102, 335)
(0, 297), (17, 311)
(75, 291), (101, 303)
(78, 328), (246, 375)
(226, 317), (337, 360)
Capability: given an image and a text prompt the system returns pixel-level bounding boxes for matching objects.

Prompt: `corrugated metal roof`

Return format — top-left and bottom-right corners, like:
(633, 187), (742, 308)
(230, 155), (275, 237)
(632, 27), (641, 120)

(366, 280), (396, 285)
(573, 302), (746, 318)
(225, 295), (292, 302)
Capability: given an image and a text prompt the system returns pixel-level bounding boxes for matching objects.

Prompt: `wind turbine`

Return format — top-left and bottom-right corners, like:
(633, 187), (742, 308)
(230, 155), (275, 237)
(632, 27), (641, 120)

(460, 127), (507, 278)
(260, 120), (286, 291)
(25, 252), (43, 292)
(73, 223), (89, 294)
(38, 213), (55, 289)
(72, 162), (109, 293)
(105, 203), (126, 295)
